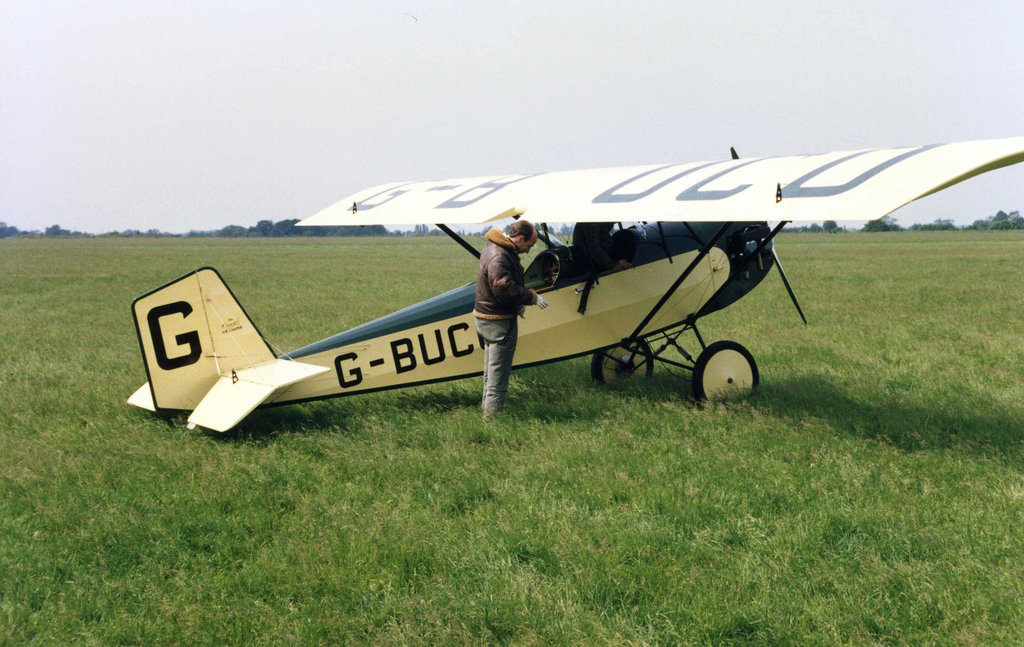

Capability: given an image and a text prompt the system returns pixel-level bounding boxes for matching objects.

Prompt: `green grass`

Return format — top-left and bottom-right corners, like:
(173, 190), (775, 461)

(2, 232), (1024, 645)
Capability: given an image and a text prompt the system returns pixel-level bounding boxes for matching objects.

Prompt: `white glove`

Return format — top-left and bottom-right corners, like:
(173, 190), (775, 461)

(535, 295), (549, 309)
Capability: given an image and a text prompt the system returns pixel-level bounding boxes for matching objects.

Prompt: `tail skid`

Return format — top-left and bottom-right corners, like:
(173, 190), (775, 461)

(129, 267), (328, 431)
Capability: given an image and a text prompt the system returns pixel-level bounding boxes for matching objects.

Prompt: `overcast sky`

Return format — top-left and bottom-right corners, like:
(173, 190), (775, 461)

(3, 0), (1023, 233)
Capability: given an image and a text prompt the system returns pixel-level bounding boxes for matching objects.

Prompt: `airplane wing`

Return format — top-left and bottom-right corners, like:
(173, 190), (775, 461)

(299, 137), (1024, 226)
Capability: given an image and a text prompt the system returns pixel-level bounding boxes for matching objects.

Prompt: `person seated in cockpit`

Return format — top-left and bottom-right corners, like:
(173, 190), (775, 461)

(572, 222), (632, 272)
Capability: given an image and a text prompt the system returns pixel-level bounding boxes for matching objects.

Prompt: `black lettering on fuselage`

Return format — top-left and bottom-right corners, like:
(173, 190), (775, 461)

(393, 323), (476, 375)
(448, 322), (474, 357)
(332, 323), (478, 386)
(418, 329), (446, 366)
(391, 338), (417, 374)
(147, 301), (202, 370)
(334, 352), (363, 388)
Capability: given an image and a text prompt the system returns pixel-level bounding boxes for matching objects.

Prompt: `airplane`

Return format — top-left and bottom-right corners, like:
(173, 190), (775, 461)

(128, 136), (1024, 432)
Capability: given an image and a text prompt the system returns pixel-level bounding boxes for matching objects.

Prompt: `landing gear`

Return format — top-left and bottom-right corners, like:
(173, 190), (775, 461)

(590, 324), (758, 401)
(590, 339), (654, 383)
(691, 340), (758, 401)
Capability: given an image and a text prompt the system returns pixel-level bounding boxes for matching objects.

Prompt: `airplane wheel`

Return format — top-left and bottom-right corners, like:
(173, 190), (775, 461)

(691, 340), (758, 401)
(591, 339), (654, 383)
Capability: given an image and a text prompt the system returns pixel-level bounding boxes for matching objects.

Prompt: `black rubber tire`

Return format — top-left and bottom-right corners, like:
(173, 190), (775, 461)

(591, 339), (655, 383)
(691, 340), (758, 401)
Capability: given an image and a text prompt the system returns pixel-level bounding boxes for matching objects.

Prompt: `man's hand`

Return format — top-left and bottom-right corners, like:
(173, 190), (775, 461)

(535, 295), (549, 309)
(614, 259), (632, 270)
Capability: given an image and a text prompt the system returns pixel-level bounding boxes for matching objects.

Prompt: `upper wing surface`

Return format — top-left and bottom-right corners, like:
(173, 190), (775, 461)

(299, 137), (1024, 226)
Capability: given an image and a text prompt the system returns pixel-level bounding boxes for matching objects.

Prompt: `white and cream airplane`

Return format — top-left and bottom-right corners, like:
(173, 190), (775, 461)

(128, 137), (1024, 431)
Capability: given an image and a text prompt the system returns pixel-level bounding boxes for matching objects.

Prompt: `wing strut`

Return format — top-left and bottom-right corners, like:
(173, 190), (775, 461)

(625, 222), (733, 343)
(656, 222), (673, 263)
(770, 248), (807, 324)
(436, 224), (480, 259)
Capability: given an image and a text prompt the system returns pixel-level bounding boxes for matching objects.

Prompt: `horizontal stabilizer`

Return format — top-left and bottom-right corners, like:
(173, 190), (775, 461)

(127, 383), (156, 412)
(186, 359), (330, 432)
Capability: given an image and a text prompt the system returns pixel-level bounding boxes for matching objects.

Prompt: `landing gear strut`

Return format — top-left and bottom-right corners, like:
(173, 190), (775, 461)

(589, 323), (758, 401)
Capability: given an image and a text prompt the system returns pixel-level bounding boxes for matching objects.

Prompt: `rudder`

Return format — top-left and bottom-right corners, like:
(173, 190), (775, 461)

(130, 267), (276, 411)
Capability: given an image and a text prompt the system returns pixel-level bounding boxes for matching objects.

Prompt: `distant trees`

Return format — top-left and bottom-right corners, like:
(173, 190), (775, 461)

(859, 211), (1024, 232)
(5, 209), (1023, 238)
(965, 210), (1023, 230)
(271, 219), (300, 236)
(213, 219), (389, 237)
(784, 211), (1023, 233)
(45, 224), (75, 236)
(217, 225), (250, 237)
(908, 219), (956, 231)
(1, 223), (87, 237)
(308, 225), (390, 237)
(785, 220), (845, 233)
(862, 216), (902, 232)
(0, 220), (390, 238)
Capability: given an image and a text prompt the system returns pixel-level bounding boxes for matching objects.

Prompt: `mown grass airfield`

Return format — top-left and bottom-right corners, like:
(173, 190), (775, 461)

(3, 232), (1024, 644)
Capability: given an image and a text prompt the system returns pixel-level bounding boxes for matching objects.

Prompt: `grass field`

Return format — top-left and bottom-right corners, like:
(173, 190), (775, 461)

(3, 232), (1024, 645)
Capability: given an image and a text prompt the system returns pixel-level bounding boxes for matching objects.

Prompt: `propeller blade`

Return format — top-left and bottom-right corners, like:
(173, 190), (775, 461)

(770, 248), (807, 324)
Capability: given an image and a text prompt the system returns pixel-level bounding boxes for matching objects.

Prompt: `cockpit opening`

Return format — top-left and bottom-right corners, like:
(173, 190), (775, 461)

(524, 250), (561, 291)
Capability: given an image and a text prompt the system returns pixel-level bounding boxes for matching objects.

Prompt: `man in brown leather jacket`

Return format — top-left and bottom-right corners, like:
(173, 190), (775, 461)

(473, 220), (548, 416)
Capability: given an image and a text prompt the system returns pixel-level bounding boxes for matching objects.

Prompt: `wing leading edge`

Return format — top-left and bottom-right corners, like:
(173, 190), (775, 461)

(299, 137), (1024, 227)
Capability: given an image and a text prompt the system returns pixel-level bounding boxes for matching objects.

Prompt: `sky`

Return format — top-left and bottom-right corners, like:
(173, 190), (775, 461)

(3, 0), (1024, 234)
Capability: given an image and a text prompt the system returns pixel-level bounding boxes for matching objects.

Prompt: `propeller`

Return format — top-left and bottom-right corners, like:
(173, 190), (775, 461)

(769, 247), (807, 324)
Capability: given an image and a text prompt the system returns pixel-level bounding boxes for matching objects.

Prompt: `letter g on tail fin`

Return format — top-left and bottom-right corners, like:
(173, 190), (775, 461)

(130, 267), (276, 413)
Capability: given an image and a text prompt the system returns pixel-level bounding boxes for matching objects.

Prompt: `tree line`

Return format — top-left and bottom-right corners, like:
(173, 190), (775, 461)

(774, 210), (1023, 233)
(3, 211), (1022, 239)
(863, 210), (1023, 232)
(0, 219), (390, 238)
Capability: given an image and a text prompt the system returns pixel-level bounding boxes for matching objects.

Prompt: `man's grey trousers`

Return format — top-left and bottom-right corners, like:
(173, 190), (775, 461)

(475, 317), (517, 416)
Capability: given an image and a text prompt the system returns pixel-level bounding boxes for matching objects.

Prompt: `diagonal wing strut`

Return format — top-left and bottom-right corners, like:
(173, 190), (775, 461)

(769, 247), (807, 324)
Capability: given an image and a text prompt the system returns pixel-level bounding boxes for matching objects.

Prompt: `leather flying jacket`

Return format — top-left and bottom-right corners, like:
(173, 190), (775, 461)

(473, 228), (538, 319)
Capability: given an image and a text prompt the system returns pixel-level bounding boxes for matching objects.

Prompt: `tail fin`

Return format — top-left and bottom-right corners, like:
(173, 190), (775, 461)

(130, 267), (276, 413)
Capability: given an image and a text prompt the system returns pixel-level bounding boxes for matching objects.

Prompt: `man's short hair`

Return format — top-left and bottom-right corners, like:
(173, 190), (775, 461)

(508, 220), (535, 240)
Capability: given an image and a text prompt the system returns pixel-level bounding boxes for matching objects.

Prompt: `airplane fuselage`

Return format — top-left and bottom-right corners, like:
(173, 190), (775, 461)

(270, 221), (774, 406)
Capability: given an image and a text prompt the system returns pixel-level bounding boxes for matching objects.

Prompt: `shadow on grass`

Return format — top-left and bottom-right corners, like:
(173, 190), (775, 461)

(212, 362), (694, 441)
(207, 402), (368, 443)
(201, 362), (1024, 466)
(213, 382), (487, 442)
(754, 373), (1024, 465)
